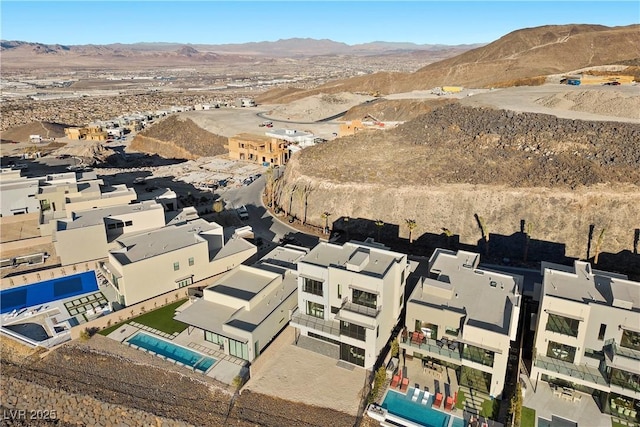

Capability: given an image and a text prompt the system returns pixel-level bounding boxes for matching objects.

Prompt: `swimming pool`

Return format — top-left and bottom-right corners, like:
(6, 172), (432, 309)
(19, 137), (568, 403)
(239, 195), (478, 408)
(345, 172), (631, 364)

(0, 271), (98, 314)
(127, 331), (216, 373)
(382, 388), (451, 427)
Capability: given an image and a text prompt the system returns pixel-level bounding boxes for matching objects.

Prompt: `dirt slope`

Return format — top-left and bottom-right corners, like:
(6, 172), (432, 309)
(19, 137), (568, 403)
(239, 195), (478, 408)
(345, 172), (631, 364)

(130, 115), (228, 159)
(1, 121), (68, 143)
(261, 24), (640, 103)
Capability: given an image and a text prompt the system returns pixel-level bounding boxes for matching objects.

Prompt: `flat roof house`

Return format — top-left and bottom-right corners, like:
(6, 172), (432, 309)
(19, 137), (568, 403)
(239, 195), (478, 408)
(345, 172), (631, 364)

(530, 260), (640, 419)
(175, 244), (309, 362)
(401, 249), (522, 399)
(290, 240), (409, 369)
(53, 200), (166, 265)
(101, 218), (256, 307)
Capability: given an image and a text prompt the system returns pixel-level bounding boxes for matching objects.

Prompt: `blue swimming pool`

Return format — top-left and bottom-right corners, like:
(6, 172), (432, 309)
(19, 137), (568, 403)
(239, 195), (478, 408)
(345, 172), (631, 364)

(127, 331), (216, 372)
(0, 271), (98, 314)
(382, 388), (451, 427)
(451, 417), (466, 427)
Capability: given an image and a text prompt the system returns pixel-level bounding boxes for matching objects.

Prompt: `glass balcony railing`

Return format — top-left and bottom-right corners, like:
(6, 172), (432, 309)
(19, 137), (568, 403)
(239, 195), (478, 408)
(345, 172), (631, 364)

(400, 335), (462, 362)
(534, 353), (609, 387)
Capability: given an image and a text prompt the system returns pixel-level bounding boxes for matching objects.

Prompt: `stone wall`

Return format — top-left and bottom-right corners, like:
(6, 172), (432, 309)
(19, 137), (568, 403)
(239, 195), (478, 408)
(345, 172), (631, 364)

(0, 377), (192, 427)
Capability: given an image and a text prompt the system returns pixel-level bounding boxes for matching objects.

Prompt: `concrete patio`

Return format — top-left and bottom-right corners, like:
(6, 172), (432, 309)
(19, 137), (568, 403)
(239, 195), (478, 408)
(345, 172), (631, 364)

(522, 380), (611, 427)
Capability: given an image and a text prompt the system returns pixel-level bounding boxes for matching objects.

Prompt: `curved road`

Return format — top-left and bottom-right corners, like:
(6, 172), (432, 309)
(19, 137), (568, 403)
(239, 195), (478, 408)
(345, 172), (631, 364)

(220, 175), (321, 249)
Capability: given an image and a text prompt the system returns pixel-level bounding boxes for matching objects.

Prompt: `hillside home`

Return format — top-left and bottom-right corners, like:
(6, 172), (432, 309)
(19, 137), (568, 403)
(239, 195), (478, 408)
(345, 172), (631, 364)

(53, 200), (166, 265)
(290, 240), (409, 369)
(175, 245), (308, 362)
(100, 218), (256, 307)
(530, 261), (640, 421)
(401, 249), (522, 398)
(227, 133), (290, 166)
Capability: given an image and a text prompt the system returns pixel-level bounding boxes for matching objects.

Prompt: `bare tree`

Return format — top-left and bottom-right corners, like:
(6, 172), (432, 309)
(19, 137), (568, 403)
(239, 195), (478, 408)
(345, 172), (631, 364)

(523, 222), (534, 262)
(594, 228), (606, 264)
(405, 219), (417, 243)
(295, 182), (313, 224)
(375, 220), (384, 242)
(321, 211), (332, 234)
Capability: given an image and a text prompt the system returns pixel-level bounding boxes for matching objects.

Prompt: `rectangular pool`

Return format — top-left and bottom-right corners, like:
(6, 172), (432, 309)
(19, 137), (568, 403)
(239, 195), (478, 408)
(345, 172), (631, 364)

(382, 388), (451, 427)
(1, 271), (98, 314)
(127, 331), (216, 373)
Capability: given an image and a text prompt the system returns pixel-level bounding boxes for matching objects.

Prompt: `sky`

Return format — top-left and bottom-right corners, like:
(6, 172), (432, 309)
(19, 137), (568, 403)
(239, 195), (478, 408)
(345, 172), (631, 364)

(1, 1), (639, 46)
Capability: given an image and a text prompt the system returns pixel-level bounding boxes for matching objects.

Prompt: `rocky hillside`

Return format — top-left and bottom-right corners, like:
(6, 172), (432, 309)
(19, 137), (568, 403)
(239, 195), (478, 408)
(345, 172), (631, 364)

(261, 24), (640, 103)
(130, 116), (228, 160)
(277, 103), (640, 260)
(343, 98), (454, 122)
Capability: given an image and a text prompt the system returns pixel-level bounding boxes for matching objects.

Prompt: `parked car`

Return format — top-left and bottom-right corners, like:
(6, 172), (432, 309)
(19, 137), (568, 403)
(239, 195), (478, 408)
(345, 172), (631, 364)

(237, 205), (249, 220)
(133, 177), (146, 185)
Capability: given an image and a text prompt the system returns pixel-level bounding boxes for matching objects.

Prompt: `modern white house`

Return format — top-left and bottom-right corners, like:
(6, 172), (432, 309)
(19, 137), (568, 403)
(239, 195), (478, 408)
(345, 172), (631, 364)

(530, 260), (640, 421)
(53, 200), (167, 265)
(265, 128), (315, 147)
(174, 244), (308, 362)
(401, 249), (523, 398)
(100, 218), (256, 307)
(290, 240), (409, 369)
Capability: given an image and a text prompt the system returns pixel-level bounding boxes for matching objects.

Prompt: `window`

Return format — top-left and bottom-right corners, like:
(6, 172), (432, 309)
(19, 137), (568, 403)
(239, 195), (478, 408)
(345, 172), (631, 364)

(177, 278), (191, 288)
(445, 326), (460, 336)
(173, 262), (180, 271)
(204, 331), (223, 345)
(598, 324), (606, 340)
(340, 343), (365, 367)
(401, 269), (405, 284)
(228, 338), (249, 360)
(340, 321), (366, 341)
(545, 313), (579, 337)
(399, 294), (404, 308)
(620, 329), (640, 351)
(125, 220), (133, 226)
(303, 278), (323, 296)
(352, 289), (377, 309)
(188, 257), (194, 267)
(309, 332), (340, 346)
(107, 223), (116, 230)
(546, 341), (577, 363)
(377, 326), (379, 338)
(337, 284), (342, 299)
(306, 301), (324, 319)
(462, 344), (494, 367)
(331, 306), (340, 314)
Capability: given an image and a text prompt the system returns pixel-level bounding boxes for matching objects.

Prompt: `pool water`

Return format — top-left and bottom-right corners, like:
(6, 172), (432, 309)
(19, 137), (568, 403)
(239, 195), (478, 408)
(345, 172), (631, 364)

(1, 271), (99, 314)
(127, 331), (216, 372)
(382, 388), (451, 427)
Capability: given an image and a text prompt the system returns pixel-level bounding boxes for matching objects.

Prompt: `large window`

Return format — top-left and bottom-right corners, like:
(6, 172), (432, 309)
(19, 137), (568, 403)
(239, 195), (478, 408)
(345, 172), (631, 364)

(621, 329), (640, 351)
(352, 289), (377, 309)
(228, 338), (249, 360)
(610, 368), (640, 392)
(546, 341), (577, 363)
(303, 278), (323, 296)
(462, 344), (494, 367)
(340, 343), (365, 367)
(204, 331), (223, 345)
(340, 321), (366, 341)
(545, 313), (579, 337)
(306, 301), (324, 319)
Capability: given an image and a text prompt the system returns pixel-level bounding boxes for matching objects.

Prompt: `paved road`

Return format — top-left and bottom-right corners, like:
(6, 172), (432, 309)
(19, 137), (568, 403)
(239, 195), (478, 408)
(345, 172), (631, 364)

(220, 176), (320, 249)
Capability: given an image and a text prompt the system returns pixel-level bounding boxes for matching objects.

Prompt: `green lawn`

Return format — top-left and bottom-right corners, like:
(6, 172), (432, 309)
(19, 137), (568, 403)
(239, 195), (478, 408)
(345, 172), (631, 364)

(98, 299), (188, 336)
(522, 406), (536, 427)
(480, 398), (498, 419)
(455, 390), (466, 410)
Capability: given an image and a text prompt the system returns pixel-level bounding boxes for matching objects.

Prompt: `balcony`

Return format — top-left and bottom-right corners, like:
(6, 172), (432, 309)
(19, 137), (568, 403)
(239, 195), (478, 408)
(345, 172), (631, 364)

(290, 307), (340, 337)
(533, 353), (609, 388)
(400, 334), (462, 364)
(608, 338), (640, 362)
(340, 301), (381, 318)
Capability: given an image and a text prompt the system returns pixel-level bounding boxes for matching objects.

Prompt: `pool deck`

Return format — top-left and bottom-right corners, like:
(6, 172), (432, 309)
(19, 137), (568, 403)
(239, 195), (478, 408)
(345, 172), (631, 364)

(379, 386), (465, 427)
(108, 324), (246, 384)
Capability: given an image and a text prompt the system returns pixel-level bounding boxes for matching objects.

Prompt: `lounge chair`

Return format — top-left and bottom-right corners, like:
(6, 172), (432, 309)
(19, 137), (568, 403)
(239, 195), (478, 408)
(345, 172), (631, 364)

(412, 387), (421, 401)
(390, 375), (400, 389)
(434, 393), (443, 408)
(400, 378), (409, 393)
(421, 390), (430, 405)
(445, 396), (454, 411)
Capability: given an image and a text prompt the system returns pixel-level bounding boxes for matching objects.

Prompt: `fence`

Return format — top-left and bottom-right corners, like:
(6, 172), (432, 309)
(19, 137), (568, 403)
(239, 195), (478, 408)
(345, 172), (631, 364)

(1, 259), (106, 290)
